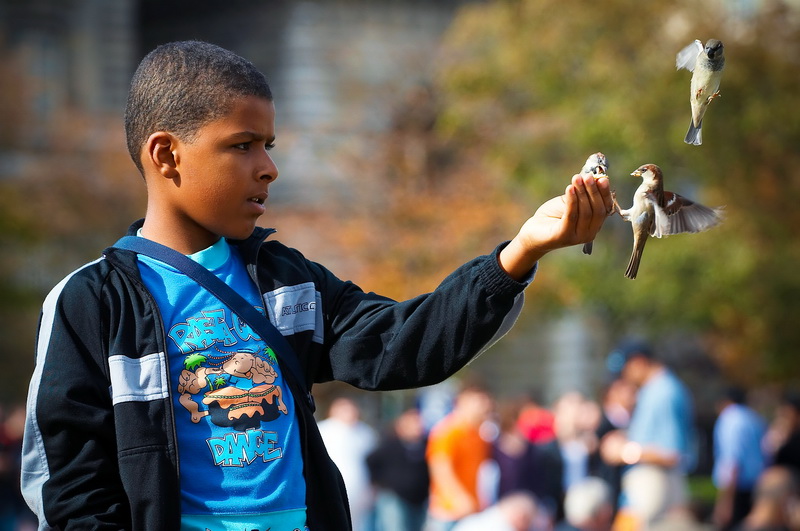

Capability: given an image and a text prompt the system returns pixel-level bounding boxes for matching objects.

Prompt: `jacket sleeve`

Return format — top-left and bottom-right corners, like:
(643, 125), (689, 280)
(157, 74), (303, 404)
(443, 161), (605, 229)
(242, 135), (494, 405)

(316, 242), (532, 390)
(21, 265), (131, 530)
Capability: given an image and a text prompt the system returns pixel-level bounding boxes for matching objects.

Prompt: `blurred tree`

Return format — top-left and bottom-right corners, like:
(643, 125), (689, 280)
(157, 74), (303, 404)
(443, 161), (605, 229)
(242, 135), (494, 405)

(428, 0), (800, 384)
(272, 82), (529, 302)
(0, 42), (144, 402)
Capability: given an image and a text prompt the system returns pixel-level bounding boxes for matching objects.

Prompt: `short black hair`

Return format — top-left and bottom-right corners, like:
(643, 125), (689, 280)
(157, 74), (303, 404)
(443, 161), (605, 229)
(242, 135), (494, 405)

(606, 338), (654, 374)
(725, 386), (747, 405)
(124, 40), (272, 175)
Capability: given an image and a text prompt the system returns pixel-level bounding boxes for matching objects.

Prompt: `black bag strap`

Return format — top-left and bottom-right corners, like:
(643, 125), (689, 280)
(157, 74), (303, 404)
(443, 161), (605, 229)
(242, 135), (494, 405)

(113, 236), (314, 411)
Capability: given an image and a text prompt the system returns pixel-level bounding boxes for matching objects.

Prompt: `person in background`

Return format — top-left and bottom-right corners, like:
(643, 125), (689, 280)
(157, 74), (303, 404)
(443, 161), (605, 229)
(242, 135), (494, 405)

(517, 392), (556, 445)
(318, 396), (378, 531)
(483, 397), (544, 506)
(712, 387), (769, 530)
(600, 340), (696, 529)
(557, 476), (614, 531)
(734, 465), (800, 531)
(591, 378), (637, 517)
(425, 383), (495, 531)
(764, 392), (800, 475)
(417, 381), (458, 434)
(366, 408), (429, 531)
(537, 392), (598, 523)
(452, 491), (541, 531)
(0, 404), (36, 531)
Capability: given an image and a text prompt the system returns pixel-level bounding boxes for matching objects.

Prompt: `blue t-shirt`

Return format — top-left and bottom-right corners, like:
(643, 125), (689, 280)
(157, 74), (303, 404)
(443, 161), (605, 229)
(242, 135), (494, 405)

(713, 403), (768, 490)
(137, 236), (307, 531)
(627, 369), (695, 471)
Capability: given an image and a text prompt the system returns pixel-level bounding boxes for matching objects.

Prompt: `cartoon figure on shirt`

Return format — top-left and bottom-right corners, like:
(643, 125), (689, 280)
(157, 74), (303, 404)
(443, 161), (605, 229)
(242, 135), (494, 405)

(177, 346), (288, 431)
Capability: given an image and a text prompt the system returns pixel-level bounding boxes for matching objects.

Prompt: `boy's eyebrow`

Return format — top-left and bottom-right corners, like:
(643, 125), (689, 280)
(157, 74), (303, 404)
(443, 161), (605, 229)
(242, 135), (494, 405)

(226, 131), (276, 143)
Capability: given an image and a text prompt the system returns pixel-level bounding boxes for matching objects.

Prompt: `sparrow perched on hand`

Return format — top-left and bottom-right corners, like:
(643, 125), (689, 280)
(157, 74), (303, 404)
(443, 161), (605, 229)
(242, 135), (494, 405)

(580, 152), (609, 255)
(676, 39), (725, 146)
(615, 164), (724, 279)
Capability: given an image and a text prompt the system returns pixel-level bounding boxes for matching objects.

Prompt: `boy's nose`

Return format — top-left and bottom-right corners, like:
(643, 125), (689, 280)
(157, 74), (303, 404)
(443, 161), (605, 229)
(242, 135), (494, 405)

(259, 154), (279, 182)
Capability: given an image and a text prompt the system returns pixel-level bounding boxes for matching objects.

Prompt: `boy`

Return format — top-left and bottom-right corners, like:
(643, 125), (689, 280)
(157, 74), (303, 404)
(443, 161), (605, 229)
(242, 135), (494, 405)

(21, 41), (612, 530)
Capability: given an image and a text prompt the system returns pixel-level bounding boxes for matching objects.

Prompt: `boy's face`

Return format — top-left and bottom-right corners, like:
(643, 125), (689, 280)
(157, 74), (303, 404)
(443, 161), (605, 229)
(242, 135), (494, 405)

(162, 95), (278, 251)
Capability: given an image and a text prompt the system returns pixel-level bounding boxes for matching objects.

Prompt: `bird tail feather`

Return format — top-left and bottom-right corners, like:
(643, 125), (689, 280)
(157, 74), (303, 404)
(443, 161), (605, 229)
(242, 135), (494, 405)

(625, 250), (641, 279)
(684, 118), (703, 146)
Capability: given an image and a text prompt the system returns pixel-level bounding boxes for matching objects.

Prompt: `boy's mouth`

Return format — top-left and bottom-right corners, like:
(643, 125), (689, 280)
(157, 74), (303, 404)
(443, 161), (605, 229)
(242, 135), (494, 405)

(249, 195), (266, 205)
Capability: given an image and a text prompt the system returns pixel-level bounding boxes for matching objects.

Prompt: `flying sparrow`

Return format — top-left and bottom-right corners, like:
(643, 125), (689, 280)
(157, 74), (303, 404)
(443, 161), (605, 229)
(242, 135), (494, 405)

(616, 164), (724, 279)
(676, 39), (725, 146)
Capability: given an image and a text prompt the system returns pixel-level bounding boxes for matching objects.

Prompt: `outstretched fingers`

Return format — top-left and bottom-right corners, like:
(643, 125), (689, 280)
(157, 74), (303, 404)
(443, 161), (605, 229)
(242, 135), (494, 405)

(558, 180), (578, 238)
(570, 174), (612, 243)
(573, 174), (593, 239)
(596, 176), (614, 214)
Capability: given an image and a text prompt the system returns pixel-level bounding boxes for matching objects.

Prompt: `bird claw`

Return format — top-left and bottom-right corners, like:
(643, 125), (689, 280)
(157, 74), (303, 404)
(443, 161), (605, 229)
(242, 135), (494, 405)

(708, 90), (721, 103)
(609, 191), (622, 215)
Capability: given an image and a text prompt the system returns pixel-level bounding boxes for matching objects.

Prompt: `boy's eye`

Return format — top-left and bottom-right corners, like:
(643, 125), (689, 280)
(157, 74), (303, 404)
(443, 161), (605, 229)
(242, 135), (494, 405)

(233, 142), (275, 151)
(233, 141), (275, 151)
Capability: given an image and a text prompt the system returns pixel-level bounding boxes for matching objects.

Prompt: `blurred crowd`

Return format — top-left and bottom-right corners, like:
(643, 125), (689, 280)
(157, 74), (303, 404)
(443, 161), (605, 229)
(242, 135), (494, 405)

(317, 341), (800, 531)
(2, 339), (799, 531)
(0, 404), (36, 531)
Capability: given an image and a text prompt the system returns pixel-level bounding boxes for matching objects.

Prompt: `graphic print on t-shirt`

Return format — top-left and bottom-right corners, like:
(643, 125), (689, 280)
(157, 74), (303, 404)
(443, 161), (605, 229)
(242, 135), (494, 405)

(176, 342), (287, 431)
(169, 308), (293, 465)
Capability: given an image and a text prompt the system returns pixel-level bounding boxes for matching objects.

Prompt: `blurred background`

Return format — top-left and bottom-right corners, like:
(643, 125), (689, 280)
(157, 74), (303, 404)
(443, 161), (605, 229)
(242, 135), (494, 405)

(0, 0), (799, 527)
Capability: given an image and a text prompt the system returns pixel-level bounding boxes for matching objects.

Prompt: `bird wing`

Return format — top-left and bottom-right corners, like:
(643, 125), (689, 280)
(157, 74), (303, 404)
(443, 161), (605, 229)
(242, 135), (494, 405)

(647, 192), (671, 238)
(676, 39), (703, 72)
(658, 191), (724, 235)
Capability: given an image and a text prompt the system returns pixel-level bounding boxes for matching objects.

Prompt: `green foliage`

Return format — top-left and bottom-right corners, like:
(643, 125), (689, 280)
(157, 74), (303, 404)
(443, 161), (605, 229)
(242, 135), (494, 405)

(184, 353), (207, 371)
(264, 346), (278, 366)
(435, 0), (800, 383)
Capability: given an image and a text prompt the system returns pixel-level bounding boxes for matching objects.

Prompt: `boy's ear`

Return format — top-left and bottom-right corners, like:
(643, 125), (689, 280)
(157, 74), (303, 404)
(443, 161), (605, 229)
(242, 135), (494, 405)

(145, 131), (179, 179)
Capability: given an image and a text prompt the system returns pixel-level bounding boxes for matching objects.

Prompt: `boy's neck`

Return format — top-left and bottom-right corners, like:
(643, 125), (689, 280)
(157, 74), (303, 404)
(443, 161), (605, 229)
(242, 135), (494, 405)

(140, 215), (219, 255)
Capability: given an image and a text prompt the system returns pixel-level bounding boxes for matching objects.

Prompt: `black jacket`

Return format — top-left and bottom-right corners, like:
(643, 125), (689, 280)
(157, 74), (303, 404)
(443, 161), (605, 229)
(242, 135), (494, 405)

(21, 220), (529, 530)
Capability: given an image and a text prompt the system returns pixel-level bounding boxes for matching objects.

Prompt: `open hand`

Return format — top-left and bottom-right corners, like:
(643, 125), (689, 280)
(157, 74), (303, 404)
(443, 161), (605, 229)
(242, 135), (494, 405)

(526, 174), (612, 250)
(499, 174), (614, 280)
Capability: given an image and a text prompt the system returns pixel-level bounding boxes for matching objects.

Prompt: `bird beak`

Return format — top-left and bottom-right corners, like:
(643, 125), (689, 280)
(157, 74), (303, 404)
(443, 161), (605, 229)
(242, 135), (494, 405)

(631, 170), (642, 177)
